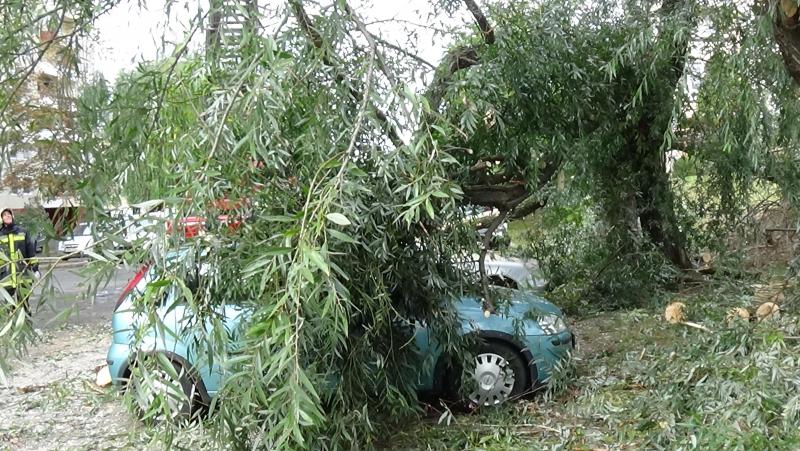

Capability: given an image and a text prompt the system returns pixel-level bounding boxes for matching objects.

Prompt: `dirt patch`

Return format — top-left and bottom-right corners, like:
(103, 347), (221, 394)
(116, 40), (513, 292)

(0, 324), (141, 450)
(570, 312), (649, 360)
(739, 202), (797, 270)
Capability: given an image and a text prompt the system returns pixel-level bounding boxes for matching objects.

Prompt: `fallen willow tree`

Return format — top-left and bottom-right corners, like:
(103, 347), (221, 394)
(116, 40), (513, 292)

(3, 0), (800, 448)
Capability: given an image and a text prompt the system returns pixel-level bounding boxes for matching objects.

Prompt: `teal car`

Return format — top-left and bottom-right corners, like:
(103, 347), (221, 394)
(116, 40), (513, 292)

(106, 260), (573, 419)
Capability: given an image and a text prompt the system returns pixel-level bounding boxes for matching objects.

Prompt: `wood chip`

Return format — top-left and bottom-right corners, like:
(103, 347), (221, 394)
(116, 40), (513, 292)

(95, 365), (112, 387)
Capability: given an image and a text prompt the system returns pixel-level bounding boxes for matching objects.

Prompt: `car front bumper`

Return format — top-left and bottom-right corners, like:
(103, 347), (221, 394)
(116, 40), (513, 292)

(107, 342), (132, 386)
(525, 329), (573, 383)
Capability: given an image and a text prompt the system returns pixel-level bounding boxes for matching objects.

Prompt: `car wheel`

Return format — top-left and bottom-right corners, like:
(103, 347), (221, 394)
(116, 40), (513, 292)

(129, 356), (199, 424)
(467, 341), (529, 407)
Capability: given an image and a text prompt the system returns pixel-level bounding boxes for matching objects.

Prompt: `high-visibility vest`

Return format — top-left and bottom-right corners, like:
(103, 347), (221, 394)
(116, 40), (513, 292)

(0, 228), (35, 288)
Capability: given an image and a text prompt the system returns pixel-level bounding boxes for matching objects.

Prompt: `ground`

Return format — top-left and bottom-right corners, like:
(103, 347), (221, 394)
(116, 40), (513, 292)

(1, 260), (798, 450)
(0, 263), (142, 450)
(0, 324), (135, 450)
(0, 263), (193, 450)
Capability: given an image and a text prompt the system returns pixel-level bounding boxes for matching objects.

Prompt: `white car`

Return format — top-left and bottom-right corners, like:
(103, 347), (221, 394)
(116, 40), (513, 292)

(467, 255), (547, 290)
(109, 201), (165, 248)
(58, 222), (95, 258)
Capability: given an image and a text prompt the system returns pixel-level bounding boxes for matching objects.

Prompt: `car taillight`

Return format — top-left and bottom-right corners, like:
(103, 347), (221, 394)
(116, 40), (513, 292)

(115, 264), (149, 311)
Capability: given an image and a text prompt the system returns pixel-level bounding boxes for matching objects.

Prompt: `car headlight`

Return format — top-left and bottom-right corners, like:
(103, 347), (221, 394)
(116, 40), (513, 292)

(537, 314), (567, 335)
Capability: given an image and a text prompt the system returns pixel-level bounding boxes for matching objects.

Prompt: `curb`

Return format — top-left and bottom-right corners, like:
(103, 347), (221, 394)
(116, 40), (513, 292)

(40, 260), (90, 270)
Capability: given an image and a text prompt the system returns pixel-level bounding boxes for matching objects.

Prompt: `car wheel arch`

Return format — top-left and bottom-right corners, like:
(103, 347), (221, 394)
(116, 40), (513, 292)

(123, 350), (212, 405)
(433, 330), (539, 396)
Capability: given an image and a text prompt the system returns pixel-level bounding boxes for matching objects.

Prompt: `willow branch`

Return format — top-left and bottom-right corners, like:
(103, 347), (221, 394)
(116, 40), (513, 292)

(479, 209), (508, 313)
(343, 3), (398, 87)
(373, 35), (436, 70)
(289, 0), (404, 147)
(149, 9), (209, 137)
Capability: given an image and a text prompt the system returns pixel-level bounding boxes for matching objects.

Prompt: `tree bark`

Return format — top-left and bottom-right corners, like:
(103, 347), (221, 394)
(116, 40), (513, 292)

(463, 0), (495, 44)
(772, 0), (800, 85)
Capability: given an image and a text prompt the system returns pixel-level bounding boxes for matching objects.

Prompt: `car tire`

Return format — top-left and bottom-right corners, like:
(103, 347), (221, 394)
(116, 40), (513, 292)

(443, 340), (530, 408)
(129, 355), (199, 424)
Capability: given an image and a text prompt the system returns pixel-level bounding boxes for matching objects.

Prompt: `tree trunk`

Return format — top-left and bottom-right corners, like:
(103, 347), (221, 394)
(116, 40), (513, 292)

(772, 0), (800, 85)
(616, 0), (693, 269)
(624, 114), (692, 269)
(604, 180), (642, 256)
(636, 144), (692, 268)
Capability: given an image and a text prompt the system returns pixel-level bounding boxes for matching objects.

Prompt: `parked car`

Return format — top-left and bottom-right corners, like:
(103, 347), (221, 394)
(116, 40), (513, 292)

(461, 255), (547, 290)
(57, 222), (95, 258)
(120, 208), (241, 248)
(106, 254), (573, 421)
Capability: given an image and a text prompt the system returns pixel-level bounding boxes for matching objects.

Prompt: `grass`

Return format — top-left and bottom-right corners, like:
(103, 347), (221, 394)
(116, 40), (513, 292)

(506, 217), (538, 254)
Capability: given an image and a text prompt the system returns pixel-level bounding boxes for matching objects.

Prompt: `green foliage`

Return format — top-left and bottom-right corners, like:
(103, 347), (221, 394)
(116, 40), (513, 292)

(440, 0), (620, 190)
(573, 312), (800, 448)
(521, 198), (677, 314)
(4, 0), (800, 449)
(65, 16), (477, 449)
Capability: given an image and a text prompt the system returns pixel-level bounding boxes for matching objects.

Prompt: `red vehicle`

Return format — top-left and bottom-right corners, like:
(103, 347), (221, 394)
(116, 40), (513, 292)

(165, 198), (247, 239)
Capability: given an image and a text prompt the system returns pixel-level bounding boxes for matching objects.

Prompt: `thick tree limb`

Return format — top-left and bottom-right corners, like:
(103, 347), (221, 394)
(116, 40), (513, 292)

(508, 197), (547, 220)
(424, 0), (496, 121)
(469, 158), (559, 228)
(473, 193), (550, 229)
(464, 156), (559, 209)
(463, 183), (527, 209)
(463, 0), (495, 45)
(290, 0), (324, 49)
(288, 0), (404, 148)
(772, 0), (800, 85)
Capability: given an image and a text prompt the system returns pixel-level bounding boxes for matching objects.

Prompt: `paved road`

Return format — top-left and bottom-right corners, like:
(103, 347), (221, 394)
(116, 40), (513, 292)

(29, 261), (136, 329)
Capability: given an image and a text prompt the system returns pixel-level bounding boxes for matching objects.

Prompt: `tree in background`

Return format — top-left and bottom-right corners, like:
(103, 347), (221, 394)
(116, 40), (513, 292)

(0, 8), (90, 199)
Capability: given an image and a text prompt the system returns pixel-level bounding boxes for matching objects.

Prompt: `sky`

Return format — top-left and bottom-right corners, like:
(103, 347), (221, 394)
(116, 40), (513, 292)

(87, 0), (467, 83)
